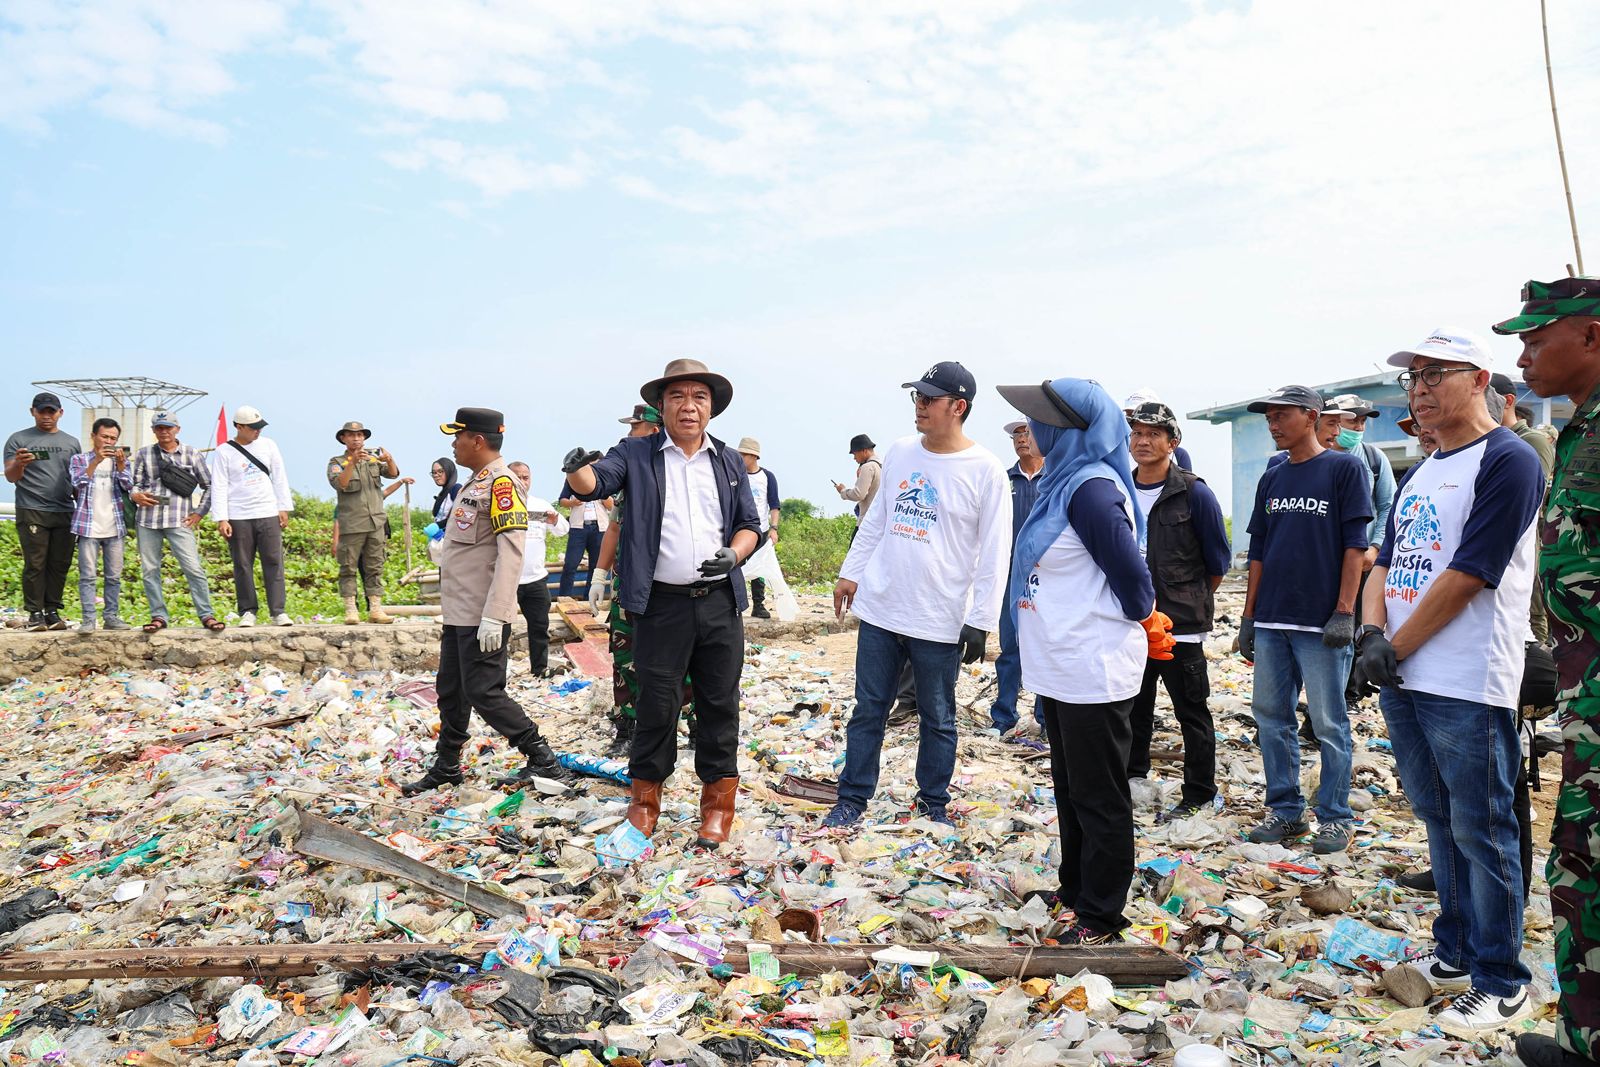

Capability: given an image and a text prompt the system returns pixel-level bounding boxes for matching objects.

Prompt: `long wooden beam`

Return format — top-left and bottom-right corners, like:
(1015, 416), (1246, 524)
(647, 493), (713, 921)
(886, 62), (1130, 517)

(0, 939), (1185, 984)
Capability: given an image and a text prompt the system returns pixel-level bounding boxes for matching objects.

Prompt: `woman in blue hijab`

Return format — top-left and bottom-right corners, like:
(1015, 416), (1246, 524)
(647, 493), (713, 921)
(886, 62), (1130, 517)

(996, 377), (1173, 944)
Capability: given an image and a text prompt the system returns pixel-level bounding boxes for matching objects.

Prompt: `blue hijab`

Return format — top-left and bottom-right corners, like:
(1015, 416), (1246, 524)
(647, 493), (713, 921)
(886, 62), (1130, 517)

(1007, 378), (1143, 628)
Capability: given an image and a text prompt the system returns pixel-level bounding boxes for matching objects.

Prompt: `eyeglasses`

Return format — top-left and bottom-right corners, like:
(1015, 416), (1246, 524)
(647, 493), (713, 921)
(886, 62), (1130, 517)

(910, 391), (953, 407)
(1397, 366), (1478, 391)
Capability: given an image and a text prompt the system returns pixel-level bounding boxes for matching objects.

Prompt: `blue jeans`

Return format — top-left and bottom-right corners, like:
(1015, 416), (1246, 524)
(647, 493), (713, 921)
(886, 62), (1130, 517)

(137, 525), (214, 621)
(837, 620), (961, 814)
(989, 602), (1027, 731)
(77, 535), (125, 620)
(1250, 626), (1353, 823)
(1381, 687), (1529, 996)
(559, 522), (602, 597)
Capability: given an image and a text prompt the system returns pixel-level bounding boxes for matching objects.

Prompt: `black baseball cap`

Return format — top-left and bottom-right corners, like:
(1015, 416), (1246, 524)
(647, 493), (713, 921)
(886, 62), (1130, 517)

(848, 433), (875, 453)
(902, 361), (976, 401)
(440, 407), (506, 435)
(31, 392), (61, 411)
(1247, 385), (1323, 414)
(1488, 372), (1518, 397)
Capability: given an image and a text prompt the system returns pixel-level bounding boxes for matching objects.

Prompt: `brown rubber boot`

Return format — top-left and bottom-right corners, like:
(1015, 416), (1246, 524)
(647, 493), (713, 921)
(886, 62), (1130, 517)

(695, 776), (739, 848)
(626, 779), (663, 836)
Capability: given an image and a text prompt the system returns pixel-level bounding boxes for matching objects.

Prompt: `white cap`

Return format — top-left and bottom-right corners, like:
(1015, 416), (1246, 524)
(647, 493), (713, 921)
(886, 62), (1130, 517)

(232, 405), (267, 428)
(1387, 328), (1494, 370)
(1003, 420), (1027, 434)
(1122, 387), (1161, 411)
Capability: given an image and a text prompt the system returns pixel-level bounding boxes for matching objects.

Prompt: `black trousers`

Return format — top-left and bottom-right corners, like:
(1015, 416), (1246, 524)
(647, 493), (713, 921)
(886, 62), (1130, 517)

(1039, 694), (1135, 934)
(17, 507), (74, 613)
(517, 580), (552, 673)
(1127, 642), (1217, 805)
(436, 623), (540, 755)
(227, 516), (286, 615)
(631, 581), (743, 783)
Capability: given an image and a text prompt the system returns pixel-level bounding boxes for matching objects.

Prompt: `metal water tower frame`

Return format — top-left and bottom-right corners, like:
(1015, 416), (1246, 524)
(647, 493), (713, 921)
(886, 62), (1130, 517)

(31, 377), (208, 454)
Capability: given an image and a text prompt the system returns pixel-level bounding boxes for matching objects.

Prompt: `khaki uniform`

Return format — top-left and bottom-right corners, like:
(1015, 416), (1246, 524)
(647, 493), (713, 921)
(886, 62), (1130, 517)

(327, 451), (389, 599)
(433, 457), (540, 755)
(440, 458), (529, 625)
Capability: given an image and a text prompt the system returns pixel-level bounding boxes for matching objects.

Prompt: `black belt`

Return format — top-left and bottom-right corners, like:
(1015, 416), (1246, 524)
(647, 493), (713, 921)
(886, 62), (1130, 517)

(582, 521), (600, 527)
(651, 580), (727, 599)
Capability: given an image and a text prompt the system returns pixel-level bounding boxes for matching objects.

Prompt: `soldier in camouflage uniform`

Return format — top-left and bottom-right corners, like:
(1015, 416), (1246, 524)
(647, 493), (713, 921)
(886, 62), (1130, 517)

(1498, 278), (1600, 1067)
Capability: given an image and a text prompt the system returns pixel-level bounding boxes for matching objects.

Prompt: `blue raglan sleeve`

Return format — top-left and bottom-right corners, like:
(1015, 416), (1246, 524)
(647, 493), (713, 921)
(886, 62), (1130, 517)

(1189, 479), (1232, 577)
(1068, 478), (1154, 621)
(1449, 432), (1545, 587)
(766, 471), (781, 511)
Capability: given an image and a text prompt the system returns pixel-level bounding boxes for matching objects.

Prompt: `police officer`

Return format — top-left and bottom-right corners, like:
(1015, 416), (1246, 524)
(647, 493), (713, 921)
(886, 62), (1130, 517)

(401, 408), (574, 795)
(1498, 278), (1600, 1067)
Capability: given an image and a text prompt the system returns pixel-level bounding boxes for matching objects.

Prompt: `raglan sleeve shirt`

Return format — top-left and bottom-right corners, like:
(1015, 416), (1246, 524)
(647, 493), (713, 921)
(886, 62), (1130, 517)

(1445, 436), (1545, 587)
(1069, 478), (1155, 621)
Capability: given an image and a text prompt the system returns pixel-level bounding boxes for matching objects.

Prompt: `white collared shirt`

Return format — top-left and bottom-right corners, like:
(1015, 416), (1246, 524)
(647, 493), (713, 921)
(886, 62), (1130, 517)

(656, 434), (727, 585)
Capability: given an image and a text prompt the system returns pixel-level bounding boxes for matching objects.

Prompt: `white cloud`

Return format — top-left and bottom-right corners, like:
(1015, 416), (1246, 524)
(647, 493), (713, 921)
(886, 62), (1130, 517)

(383, 137), (589, 197)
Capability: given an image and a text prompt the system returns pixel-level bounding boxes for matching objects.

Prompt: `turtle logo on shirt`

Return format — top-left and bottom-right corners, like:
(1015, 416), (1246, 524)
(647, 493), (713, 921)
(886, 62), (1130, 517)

(1393, 495), (1444, 554)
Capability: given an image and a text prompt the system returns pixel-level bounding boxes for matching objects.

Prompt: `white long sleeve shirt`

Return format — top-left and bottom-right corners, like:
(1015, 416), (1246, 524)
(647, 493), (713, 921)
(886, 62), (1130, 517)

(519, 496), (569, 584)
(838, 434), (1011, 643)
(655, 435), (728, 585)
(208, 436), (293, 522)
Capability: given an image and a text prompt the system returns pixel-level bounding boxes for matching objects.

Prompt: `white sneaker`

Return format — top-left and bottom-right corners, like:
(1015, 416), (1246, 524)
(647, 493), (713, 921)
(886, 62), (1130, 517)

(1435, 986), (1532, 1037)
(239, 612), (257, 627)
(1409, 952), (1473, 991)
(273, 613), (292, 626)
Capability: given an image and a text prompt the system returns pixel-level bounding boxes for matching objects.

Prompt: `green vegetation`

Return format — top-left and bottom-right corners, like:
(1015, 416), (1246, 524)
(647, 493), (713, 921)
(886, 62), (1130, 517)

(772, 502), (856, 586)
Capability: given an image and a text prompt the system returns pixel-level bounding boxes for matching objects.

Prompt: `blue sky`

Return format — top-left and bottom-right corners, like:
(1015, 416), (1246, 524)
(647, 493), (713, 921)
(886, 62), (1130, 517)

(4, 0), (1599, 514)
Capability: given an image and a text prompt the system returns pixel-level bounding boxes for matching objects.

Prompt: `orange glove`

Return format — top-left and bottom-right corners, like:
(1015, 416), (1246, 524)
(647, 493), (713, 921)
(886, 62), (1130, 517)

(1142, 610), (1175, 661)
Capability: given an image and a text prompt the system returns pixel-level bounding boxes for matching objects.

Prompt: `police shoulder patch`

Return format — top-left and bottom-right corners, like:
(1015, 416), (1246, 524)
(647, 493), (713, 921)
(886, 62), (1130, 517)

(489, 474), (528, 533)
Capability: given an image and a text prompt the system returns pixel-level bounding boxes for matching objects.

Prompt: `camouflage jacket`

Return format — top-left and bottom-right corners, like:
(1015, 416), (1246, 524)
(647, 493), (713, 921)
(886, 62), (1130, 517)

(1541, 389), (1600, 706)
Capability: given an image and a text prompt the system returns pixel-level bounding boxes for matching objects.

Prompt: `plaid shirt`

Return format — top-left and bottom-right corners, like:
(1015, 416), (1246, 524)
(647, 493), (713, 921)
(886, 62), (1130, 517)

(130, 443), (212, 529)
(68, 451), (133, 537)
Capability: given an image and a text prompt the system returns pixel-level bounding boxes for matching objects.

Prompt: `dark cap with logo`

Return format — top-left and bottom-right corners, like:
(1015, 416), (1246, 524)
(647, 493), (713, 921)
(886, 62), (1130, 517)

(1493, 277), (1600, 335)
(440, 407), (506, 436)
(31, 392), (62, 411)
(1247, 385), (1323, 414)
(1127, 401), (1180, 437)
(902, 361), (976, 401)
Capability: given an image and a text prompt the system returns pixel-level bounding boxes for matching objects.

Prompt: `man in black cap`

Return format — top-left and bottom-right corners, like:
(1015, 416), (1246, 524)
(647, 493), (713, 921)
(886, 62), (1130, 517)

(4, 392), (81, 630)
(563, 359), (761, 849)
(834, 434), (882, 529)
(400, 408), (574, 795)
(1239, 385), (1372, 855)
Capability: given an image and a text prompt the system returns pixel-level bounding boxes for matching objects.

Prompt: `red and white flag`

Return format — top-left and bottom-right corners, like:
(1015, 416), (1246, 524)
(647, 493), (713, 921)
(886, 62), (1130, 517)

(215, 405), (228, 446)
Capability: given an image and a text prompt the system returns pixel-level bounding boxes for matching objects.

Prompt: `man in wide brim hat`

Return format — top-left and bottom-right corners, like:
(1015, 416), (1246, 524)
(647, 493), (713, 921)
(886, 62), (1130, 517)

(335, 420), (373, 443)
(640, 359), (734, 417)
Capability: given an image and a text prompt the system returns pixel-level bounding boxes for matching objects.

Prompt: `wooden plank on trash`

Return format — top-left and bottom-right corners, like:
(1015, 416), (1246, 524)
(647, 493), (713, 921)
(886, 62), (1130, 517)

(0, 942), (495, 982)
(563, 638), (612, 679)
(554, 597), (609, 640)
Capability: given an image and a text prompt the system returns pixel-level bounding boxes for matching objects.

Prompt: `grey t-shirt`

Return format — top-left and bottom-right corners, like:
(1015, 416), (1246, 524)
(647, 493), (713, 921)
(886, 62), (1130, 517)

(4, 427), (82, 512)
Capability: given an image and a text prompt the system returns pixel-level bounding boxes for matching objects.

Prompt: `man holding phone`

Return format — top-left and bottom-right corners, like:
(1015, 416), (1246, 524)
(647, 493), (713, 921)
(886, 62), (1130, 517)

(327, 420), (400, 624)
(131, 412), (221, 632)
(4, 392), (82, 631)
(68, 417), (133, 631)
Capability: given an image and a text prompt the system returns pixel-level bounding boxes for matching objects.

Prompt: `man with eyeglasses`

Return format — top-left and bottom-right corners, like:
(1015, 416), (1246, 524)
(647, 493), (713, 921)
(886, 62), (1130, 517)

(1495, 278), (1600, 1067)
(990, 419), (1044, 733)
(824, 361), (1011, 828)
(1239, 385), (1371, 855)
(1352, 329), (1542, 1038)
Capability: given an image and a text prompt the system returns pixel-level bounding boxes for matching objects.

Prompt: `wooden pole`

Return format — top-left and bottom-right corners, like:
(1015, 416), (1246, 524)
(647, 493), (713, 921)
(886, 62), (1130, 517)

(403, 482), (414, 574)
(1542, 0), (1584, 274)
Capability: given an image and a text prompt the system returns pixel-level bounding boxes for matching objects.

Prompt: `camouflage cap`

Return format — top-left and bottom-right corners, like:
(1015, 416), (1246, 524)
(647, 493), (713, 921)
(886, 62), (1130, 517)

(1492, 277), (1600, 335)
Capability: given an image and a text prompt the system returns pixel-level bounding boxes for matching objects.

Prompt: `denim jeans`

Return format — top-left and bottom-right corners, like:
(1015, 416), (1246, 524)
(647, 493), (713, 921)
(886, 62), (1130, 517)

(837, 619), (961, 814)
(559, 522), (603, 597)
(137, 525), (214, 621)
(77, 535), (125, 620)
(1250, 625), (1353, 823)
(1381, 687), (1529, 996)
(989, 600), (1028, 731)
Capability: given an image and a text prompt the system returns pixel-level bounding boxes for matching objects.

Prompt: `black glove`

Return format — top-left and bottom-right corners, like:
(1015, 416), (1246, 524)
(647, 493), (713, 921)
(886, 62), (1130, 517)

(698, 546), (738, 578)
(1322, 610), (1356, 648)
(562, 447), (602, 474)
(1353, 626), (1403, 688)
(959, 625), (987, 664)
(1238, 618), (1255, 662)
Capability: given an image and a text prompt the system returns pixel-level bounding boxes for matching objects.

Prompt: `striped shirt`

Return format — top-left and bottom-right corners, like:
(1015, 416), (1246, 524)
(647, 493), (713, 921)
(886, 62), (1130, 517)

(130, 443), (212, 530)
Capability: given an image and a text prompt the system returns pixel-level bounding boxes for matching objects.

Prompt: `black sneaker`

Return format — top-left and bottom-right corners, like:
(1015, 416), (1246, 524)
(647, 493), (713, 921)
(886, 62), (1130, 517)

(1162, 800), (1209, 823)
(1247, 811), (1309, 844)
(887, 703), (918, 727)
(1059, 924), (1118, 946)
(606, 716), (635, 759)
(26, 611), (47, 632)
(1396, 868), (1436, 893)
(44, 611), (67, 631)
